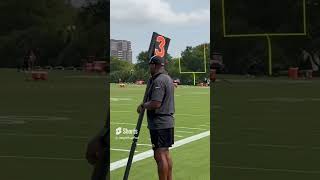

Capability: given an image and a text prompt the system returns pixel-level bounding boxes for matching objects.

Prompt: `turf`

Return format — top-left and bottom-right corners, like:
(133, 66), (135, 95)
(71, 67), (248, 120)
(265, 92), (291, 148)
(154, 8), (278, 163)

(0, 69), (108, 180)
(212, 75), (320, 180)
(110, 83), (210, 179)
(111, 136), (210, 180)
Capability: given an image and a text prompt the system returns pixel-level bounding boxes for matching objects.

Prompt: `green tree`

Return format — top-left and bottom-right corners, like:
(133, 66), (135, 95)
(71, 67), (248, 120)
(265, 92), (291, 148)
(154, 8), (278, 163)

(0, 0), (76, 67)
(179, 44), (210, 84)
(0, 0), (107, 68)
(110, 57), (134, 82)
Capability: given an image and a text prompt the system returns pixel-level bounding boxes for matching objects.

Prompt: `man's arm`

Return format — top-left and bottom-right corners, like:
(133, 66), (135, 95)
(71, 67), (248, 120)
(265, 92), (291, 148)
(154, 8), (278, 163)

(143, 78), (164, 110)
(143, 100), (161, 110)
(137, 100), (161, 113)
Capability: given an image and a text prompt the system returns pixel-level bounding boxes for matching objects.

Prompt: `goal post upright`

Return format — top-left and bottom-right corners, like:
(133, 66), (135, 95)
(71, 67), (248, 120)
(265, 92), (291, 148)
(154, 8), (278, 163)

(221, 0), (307, 76)
(179, 44), (207, 86)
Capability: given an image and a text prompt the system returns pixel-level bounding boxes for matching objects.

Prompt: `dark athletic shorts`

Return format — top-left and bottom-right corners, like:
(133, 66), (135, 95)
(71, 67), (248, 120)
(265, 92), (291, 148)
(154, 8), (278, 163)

(149, 128), (174, 150)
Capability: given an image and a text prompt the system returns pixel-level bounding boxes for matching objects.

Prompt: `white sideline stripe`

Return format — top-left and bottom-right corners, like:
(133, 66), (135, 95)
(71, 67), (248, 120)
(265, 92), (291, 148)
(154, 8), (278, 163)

(111, 123), (205, 130)
(214, 165), (320, 174)
(137, 144), (152, 147)
(175, 135), (184, 138)
(111, 148), (138, 153)
(0, 155), (83, 161)
(111, 122), (146, 126)
(176, 130), (194, 134)
(110, 131), (210, 171)
(200, 125), (210, 127)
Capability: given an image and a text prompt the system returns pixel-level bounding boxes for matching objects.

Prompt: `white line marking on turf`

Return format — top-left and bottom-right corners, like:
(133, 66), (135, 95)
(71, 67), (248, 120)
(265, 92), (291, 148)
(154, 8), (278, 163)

(111, 98), (133, 102)
(0, 155), (83, 161)
(110, 131), (210, 171)
(174, 135), (184, 138)
(111, 148), (138, 152)
(199, 125), (210, 127)
(137, 144), (151, 146)
(111, 122), (146, 126)
(214, 165), (320, 174)
(176, 130), (194, 134)
(111, 122), (205, 130)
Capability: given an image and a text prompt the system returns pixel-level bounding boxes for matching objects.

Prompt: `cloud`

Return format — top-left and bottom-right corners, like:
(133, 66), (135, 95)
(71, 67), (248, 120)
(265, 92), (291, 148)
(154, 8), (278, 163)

(111, 0), (209, 26)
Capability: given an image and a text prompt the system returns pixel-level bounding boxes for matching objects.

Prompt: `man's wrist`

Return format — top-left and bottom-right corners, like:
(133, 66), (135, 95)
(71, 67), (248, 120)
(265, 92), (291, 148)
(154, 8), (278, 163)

(140, 103), (145, 108)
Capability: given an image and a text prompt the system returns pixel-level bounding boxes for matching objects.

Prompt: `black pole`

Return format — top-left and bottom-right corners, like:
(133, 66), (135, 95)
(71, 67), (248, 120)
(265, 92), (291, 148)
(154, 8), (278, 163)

(123, 110), (146, 180)
(123, 75), (155, 180)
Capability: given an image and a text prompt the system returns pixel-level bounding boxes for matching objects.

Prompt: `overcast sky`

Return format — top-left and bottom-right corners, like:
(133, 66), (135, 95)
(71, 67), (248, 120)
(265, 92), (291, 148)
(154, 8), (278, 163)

(111, 0), (210, 63)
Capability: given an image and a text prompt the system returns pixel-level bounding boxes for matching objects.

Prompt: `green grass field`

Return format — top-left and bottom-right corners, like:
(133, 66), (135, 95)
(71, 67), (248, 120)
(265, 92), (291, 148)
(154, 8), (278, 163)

(110, 83), (210, 179)
(0, 69), (107, 180)
(212, 75), (320, 180)
(6, 68), (319, 179)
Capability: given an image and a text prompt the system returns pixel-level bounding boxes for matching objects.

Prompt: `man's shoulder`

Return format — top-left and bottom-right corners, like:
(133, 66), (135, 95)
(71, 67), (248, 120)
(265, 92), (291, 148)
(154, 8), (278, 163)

(155, 73), (172, 82)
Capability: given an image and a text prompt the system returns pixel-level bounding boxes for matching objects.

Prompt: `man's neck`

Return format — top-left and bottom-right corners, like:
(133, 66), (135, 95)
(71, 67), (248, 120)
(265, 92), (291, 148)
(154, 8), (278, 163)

(152, 68), (165, 77)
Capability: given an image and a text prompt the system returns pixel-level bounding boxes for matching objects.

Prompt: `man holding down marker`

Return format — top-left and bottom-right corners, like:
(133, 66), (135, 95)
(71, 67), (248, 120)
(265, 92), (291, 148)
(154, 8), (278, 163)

(137, 33), (175, 180)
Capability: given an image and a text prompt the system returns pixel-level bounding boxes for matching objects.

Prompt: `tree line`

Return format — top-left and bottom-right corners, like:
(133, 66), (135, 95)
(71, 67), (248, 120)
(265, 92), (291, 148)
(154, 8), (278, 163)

(110, 43), (210, 85)
(0, 0), (107, 68)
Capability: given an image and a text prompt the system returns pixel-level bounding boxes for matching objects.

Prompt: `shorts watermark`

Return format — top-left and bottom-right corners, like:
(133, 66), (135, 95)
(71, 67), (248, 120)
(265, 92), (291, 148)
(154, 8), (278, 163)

(115, 127), (138, 140)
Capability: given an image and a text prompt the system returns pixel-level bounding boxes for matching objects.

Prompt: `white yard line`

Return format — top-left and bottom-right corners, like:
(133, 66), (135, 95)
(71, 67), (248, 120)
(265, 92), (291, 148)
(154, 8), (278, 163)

(214, 165), (320, 174)
(111, 148), (138, 153)
(111, 122), (146, 126)
(137, 144), (152, 147)
(111, 123), (206, 131)
(174, 135), (184, 138)
(175, 130), (194, 134)
(110, 131), (210, 171)
(199, 125), (210, 127)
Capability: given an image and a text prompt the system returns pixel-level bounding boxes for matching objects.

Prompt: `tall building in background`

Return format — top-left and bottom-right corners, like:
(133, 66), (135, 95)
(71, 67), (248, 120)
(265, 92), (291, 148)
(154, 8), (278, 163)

(110, 39), (132, 63)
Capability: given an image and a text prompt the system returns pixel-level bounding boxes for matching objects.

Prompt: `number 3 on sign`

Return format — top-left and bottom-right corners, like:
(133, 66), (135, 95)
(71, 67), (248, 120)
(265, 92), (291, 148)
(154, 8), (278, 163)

(155, 36), (166, 58)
